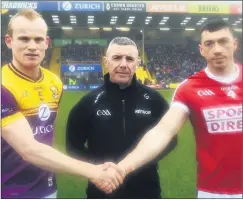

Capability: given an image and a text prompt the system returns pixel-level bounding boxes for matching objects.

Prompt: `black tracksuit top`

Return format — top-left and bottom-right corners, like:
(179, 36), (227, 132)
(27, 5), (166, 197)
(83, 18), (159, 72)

(66, 73), (177, 199)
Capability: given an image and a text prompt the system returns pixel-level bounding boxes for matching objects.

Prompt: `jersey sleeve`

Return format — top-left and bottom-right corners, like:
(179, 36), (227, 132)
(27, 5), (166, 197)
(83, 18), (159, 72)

(171, 80), (190, 114)
(1, 85), (24, 127)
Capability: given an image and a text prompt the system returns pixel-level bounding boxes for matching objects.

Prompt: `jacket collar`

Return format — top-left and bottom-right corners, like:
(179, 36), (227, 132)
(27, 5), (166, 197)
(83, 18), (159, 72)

(104, 73), (137, 92)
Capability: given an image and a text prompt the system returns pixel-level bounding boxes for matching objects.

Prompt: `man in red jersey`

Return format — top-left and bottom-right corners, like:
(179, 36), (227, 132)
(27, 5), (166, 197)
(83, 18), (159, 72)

(116, 19), (242, 198)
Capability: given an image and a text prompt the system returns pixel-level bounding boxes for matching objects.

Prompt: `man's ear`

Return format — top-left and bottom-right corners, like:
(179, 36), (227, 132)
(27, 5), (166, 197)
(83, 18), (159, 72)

(104, 56), (108, 69)
(138, 58), (141, 66)
(199, 44), (205, 57)
(45, 36), (50, 49)
(5, 34), (12, 49)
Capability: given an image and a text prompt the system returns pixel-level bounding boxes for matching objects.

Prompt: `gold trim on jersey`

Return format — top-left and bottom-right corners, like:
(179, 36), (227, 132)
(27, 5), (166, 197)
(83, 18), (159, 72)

(8, 63), (44, 83)
(22, 106), (58, 115)
(1, 112), (24, 127)
(24, 110), (58, 117)
(21, 104), (58, 112)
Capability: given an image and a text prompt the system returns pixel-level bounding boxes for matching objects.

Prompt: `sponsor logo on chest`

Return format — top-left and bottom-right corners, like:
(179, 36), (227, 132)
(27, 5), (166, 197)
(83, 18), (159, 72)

(135, 109), (151, 115)
(202, 105), (242, 134)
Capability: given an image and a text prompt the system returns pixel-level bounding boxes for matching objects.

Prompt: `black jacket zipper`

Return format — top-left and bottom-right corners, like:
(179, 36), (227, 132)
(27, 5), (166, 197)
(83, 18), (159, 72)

(122, 99), (126, 136)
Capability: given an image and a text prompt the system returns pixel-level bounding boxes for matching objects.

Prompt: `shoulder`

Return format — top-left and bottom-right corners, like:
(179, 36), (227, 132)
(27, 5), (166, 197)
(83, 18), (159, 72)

(75, 85), (106, 108)
(2, 64), (16, 84)
(175, 70), (206, 92)
(1, 84), (17, 104)
(2, 64), (10, 74)
(2, 65), (19, 98)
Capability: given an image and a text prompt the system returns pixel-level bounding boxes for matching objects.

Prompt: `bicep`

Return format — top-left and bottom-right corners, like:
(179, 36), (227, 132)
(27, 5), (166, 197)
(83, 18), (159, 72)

(2, 118), (38, 157)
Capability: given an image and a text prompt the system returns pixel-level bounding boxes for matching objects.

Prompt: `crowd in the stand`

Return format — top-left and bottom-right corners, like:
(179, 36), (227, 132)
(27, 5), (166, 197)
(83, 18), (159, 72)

(145, 41), (207, 85)
(61, 44), (103, 63)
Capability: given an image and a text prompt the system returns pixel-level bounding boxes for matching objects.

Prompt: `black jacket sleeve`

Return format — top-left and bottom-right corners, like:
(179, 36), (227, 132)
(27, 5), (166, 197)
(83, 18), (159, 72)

(152, 91), (178, 162)
(66, 95), (92, 160)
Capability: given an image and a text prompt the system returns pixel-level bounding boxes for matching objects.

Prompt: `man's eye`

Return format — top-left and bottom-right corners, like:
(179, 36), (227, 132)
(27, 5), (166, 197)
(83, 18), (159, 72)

(35, 38), (44, 42)
(127, 57), (134, 61)
(205, 42), (213, 47)
(20, 37), (29, 41)
(219, 40), (228, 45)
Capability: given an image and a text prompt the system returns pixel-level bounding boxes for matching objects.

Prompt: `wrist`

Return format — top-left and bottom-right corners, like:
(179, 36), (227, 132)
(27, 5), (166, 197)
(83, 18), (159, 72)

(80, 162), (97, 179)
(118, 161), (135, 175)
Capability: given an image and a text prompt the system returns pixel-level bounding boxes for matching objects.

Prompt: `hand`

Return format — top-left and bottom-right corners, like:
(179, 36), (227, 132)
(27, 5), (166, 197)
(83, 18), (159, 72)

(89, 162), (126, 194)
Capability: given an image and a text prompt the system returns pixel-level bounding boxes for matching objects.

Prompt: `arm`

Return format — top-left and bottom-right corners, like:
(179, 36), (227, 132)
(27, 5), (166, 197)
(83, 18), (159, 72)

(154, 94), (178, 161)
(119, 106), (188, 174)
(2, 118), (97, 178)
(1, 86), (124, 191)
(2, 117), (126, 192)
(66, 96), (90, 160)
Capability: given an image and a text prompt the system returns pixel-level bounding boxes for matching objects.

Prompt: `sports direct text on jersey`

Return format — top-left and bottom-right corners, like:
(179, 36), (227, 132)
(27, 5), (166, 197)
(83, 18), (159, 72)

(203, 105), (242, 133)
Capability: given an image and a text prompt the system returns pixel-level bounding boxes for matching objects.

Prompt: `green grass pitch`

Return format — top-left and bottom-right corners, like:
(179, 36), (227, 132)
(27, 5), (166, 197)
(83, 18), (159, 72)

(54, 90), (197, 198)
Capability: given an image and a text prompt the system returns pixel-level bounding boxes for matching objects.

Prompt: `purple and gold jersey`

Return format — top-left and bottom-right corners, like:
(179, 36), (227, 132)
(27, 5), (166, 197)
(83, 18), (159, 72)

(1, 63), (63, 198)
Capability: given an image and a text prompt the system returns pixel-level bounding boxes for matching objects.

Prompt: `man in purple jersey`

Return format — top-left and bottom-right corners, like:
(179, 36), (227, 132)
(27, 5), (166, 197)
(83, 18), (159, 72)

(1, 9), (125, 198)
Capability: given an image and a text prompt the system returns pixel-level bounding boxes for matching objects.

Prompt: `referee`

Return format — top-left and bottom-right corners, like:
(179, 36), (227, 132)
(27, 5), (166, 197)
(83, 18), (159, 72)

(66, 37), (177, 198)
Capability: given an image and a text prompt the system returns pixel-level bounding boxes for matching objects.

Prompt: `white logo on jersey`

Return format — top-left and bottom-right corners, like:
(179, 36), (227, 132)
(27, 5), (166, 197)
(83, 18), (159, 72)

(33, 125), (53, 136)
(144, 93), (150, 99)
(197, 90), (215, 96)
(203, 106), (242, 133)
(97, 109), (111, 116)
(135, 109), (151, 115)
(221, 85), (238, 99)
(48, 177), (53, 187)
(227, 90), (236, 98)
(38, 104), (51, 121)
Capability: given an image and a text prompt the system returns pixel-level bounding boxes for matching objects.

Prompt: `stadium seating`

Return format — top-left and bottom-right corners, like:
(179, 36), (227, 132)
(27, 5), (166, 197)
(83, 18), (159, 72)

(145, 41), (207, 85)
(61, 44), (104, 64)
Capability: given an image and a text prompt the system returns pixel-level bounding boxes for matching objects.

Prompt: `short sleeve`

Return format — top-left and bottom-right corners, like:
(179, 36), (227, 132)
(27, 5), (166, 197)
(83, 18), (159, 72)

(171, 80), (190, 113)
(1, 85), (24, 127)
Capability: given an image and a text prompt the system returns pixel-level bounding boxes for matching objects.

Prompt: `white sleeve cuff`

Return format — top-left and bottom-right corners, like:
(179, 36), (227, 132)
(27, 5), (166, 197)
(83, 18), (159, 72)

(171, 101), (190, 114)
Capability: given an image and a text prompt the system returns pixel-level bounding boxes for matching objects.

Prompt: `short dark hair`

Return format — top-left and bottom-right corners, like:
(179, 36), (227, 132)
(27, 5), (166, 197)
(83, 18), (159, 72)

(109, 37), (137, 47)
(200, 19), (234, 35)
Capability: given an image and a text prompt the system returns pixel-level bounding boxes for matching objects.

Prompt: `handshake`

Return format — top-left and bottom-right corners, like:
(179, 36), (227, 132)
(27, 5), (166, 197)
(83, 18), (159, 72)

(89, 161), (134, 194)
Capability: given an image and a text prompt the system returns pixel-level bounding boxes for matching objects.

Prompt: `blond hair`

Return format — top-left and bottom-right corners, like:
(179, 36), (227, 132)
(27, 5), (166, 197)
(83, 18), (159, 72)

(7, 9), (46, 37)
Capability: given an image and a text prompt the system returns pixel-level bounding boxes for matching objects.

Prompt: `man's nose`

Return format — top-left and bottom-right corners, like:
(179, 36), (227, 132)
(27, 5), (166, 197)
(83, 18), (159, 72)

(27, 40), (37, 51)
(213, 43), (223, 55)
(119, 57), (127, 67)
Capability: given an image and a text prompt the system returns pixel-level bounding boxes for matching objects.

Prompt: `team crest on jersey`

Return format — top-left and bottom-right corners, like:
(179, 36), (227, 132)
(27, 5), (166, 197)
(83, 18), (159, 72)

(221, 86), (238, 99)
(50, 86), (58, 99)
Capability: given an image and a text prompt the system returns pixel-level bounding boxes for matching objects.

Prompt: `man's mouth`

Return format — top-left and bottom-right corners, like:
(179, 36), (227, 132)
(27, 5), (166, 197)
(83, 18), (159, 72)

(25, 54), (38, 57)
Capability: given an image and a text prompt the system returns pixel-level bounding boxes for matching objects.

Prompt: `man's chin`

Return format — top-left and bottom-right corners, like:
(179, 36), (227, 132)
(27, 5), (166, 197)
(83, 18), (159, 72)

(22, 61), (41, 68)
(213, 63), (227, 69)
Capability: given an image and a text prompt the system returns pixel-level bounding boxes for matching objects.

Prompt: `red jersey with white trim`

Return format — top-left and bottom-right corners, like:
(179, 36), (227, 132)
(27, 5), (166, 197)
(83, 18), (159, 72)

(172, 64), (242, 194)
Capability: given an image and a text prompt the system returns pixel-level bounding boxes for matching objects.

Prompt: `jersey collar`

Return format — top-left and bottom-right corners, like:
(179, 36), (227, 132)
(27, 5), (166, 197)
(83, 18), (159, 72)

(8, 63), (44, 83)
(204, 63), (240, 84)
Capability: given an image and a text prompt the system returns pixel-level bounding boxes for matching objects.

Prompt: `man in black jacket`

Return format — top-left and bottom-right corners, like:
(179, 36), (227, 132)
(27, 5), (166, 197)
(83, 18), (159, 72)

(66, 37), (177, 198)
